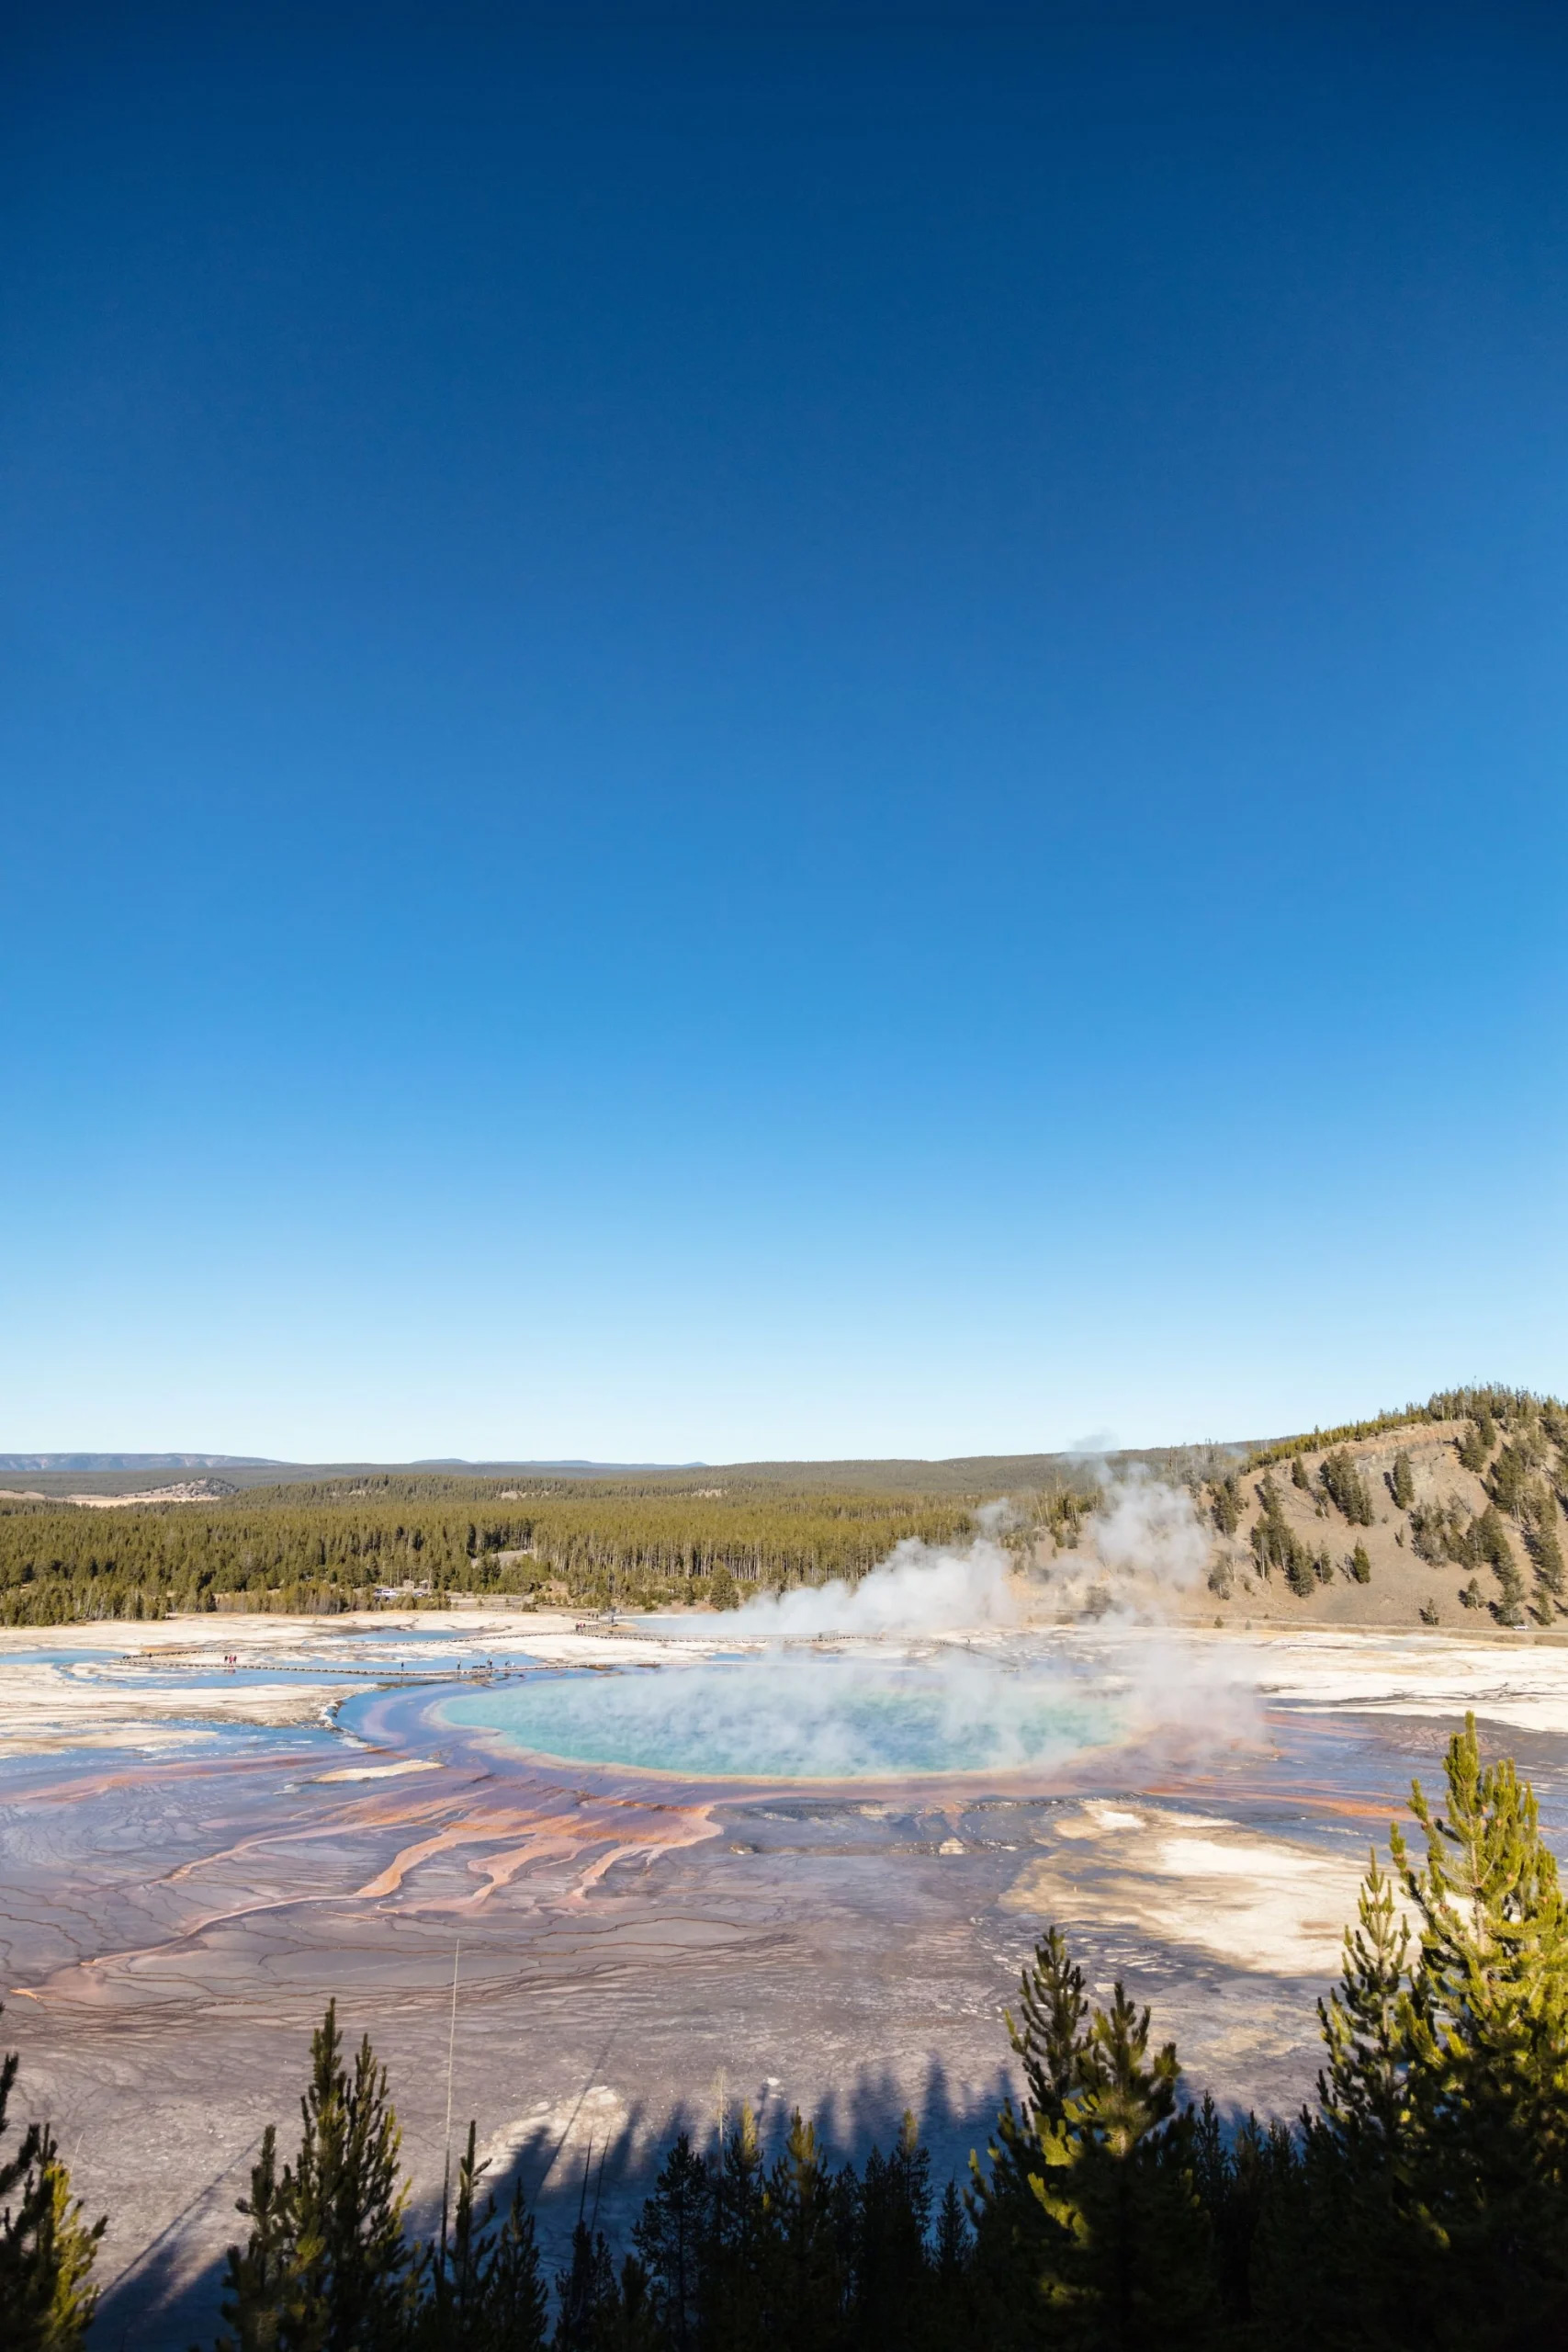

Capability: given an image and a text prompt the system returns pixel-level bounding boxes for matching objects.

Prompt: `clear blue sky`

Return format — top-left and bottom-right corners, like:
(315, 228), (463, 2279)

(3, 3), (1564, 1462)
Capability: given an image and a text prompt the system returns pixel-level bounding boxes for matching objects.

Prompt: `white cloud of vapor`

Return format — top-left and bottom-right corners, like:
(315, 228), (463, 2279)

(1085, 1469), (1210, 1591)
(725, 1535), (1019, 1640)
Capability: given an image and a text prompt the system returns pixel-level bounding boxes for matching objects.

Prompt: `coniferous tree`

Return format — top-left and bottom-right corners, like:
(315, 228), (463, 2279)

(760, 2110), (848, 2352)
(0, 2017), (103, 2352)
(1318, 1854), (1411, 2147)
(219, 2005), (414, 2352)
(1319, 1449), (1375, 1526)
(1457, 1419), (1491, 1474)
(286, 2006), (413, 2349)
(699, 2105), (766, 2352)
(1389, 1452), (1416, 1510)
(1472, 1505), (1526, 1622)
(632, 2132), (706, 2352)
(553, 2211), (622, 2352)
(1261, 1717), (1568, 2348)
(848, 2112), (931, 2349)
(1390, 1714), (1568, 2336)
(479, 2179), (549, 2352)
(972, 1930), (1213, 2349)
(928, 2178), (974, 2346)
(419, 2120), (548, 2352)
(1209, 1476), (1241, 1537)
(1250, 1476), (1316, 1589)
(441, 2121), (488, 2325)
(219, 2126), (297, 2352)
(1525, 1494), (1565, 1611)
(1190, 2097), (1298, 2335)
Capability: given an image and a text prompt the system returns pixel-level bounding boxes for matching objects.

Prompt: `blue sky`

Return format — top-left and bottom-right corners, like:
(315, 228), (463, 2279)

(3, 3), (1564, 1461)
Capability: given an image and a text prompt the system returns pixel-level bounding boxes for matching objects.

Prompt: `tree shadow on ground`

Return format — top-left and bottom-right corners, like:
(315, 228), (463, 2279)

(94, 2056), (1019, 2351)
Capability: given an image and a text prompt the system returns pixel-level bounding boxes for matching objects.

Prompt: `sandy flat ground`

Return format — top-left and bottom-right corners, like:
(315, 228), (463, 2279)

(0, 1664), (345, 1753)
(1003, 1797), (1373, 1975)
(0, 1605), (694, 1657)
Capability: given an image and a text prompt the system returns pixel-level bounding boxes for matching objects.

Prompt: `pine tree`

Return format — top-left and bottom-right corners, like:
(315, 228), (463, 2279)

(1390, 1713), (1568, 2333)
(1190, 2098), (1298, 2334)
(220, 2005), (414, 2352)
(602, 2254), (660, 2352)
(699, 2105), (767, 2352)
(972, 1931), (1213, 2348)
(0, 2018), (103, 2352)
(1264, 1718), (1568, 2346)
(553, 2214), (618, 2351)
(1473, 1505), (1526, 1623)
(1457, 1419), (1491, 1474)
(479, 2178), (548, 2352)
(632, 2132), (706, 2352)
(849, 2113), (931, 2348)
(1319, 1449), (1375, 1526)
(929, 2177), (973, 2342)
(1251, 1476), (1318, 1589)
(420, 2120), (541, 2352)
(1209, 1476), (1241, 1537)
(761, 2110), (848, 2352)
(1318, 1851), (1411, 2157)
(1526, 1496), (1565, 1611)
(1390, 1452), (1416, 1510)
(285, 2006), (413, 2349)
(218, 2126), (298, 2352)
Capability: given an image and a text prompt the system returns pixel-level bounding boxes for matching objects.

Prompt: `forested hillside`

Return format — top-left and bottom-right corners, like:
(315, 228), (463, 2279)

(1190, 1385), (1568, 1630)
(3, 1386), (1563, 1631)
(0, 1480), (975, 1626)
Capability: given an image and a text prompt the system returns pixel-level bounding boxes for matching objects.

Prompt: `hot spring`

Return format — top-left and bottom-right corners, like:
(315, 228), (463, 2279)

(438, 1646), (1134, 1781)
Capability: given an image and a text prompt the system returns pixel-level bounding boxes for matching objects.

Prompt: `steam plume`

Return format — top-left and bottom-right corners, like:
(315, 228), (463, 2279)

(726, 1535), (1018, 1639)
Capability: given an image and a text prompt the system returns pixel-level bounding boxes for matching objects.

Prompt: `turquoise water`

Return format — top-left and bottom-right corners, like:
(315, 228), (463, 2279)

(439, 1651), (1125, 1780)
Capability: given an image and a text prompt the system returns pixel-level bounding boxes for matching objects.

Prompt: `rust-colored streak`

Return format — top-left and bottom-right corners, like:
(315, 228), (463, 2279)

(355, 1794), (720, 1905)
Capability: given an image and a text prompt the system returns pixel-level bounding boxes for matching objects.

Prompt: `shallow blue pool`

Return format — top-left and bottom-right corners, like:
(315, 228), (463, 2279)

(439, 1649), (1126, 1780)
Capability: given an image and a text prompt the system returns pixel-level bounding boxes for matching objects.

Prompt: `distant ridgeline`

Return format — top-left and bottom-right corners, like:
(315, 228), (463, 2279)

(0, 1385), (1562, 1626)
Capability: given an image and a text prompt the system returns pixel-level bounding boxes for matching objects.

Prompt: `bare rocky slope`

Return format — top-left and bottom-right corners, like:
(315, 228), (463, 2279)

(1176, 1391), (1566, 1632)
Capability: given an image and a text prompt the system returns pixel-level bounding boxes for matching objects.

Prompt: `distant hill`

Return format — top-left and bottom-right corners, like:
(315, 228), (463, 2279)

(2, 1385), (1562, 1627)
(0, 1445), (1248, 1500)
(0, 1453), (278, 1472)
(1169, 1385), (1568, 1631)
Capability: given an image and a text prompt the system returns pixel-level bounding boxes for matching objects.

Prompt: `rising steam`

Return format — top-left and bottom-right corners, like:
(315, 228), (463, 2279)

(721, 1466), (1212, 1643)
(726, 1535), (1019, 1639)
(1051, 1466), (1212, 1616)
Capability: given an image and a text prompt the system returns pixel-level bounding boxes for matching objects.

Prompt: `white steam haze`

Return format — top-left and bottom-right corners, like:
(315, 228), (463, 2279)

(1055, 1466), (1212, 1612)
(725, 1534), (1020, 1637)
(722, 1466), (1211, 1643)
